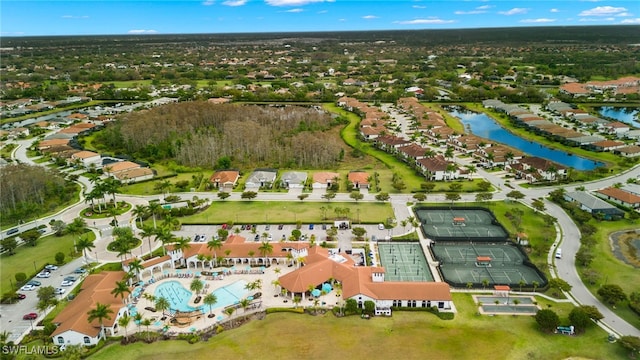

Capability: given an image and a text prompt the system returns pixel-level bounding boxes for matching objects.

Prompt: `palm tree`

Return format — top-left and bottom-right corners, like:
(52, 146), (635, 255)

(258, 241), (273, 266)
(224, 307), (235, 327)
(207, 238), (223, 267)
(155, 296), (170, 318)
(248, 250), (255, 266)
(203, 293), (218, 320)
(132, 204), (148, 228)
(239, 298), (251, 318)
(146, 202), (163, 229)
(102, 177), (121, 204)
(139, 224), (156, 256)
(76, 236), (95, 262)
(292, 296), (301, 308)
(271, 279), (281, 292)
(128, 258), (143, 282)
(134, 313), (143, 334)
(141, 318), (152, 342)
(87, 302), (114, 340)
(190, 278), (204, 295)
(532, 281), (539, 293)
(155, 227), (175, 256)
(117, 313), (131, 341)
(273, 267), (281, 275)
(111, 280), (131, 303)
(519, 279), (526, 292)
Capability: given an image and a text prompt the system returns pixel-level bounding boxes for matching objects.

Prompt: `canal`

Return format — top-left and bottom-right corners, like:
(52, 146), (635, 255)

(445, 106), (603, 171)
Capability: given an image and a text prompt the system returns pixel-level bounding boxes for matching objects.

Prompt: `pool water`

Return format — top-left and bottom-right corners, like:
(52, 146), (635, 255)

(154, 279), (250, 313)
(481, 305), (538, 314)
(476, 296), (535, 305)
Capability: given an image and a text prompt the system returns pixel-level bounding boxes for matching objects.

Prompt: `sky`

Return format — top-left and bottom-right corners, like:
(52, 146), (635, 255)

(1, 0), (639, 37)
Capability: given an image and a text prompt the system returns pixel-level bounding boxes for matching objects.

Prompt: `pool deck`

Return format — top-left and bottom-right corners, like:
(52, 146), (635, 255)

(124, 263), (341, 334)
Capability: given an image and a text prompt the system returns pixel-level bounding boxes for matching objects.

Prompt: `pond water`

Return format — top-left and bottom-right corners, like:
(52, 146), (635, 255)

(445, 106), (603, 171)
(597, 107), (640, 128)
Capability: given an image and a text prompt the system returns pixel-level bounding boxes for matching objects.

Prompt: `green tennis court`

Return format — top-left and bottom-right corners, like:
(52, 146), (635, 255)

(378, 243), (434, 282)
(415, 207), (508, 242)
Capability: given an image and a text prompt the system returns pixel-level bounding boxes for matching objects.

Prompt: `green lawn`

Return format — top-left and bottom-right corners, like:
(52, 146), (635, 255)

(181, 201), (393, 225)
(102, 80), (153, 88)
(0, 100), (106, 126)
(90, 293), (626, 360)
(579, 218), (640, 329)
(0, 231), (94, 294)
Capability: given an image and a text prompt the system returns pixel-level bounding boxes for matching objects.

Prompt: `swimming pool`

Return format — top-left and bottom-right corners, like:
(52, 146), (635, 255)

(476, 296), (535, 305)
(481, 305), (538, 314)
(154, 280), (250, 313)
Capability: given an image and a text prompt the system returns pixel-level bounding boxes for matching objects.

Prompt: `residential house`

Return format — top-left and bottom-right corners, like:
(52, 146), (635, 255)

(589, 140), (626, 152)
(563, 191), (625, 220)
(312, 172), (340, 189)
(113, 167), (154, 184)
(209, 170), (240, 191)
(615, 145), (640, 158)
(506, 157), (567, 183)
(596, 187), (640, 209)
(397, 143), (427, 163)
(245, 169), (278, 189)
(70, 150), (101, 168)
(37, 138), (70, 150)
(103, 161), (141, 177)
(280, 171), (308, 189)
(51, 271), (129, 347)
(417, 155), (459, 181)
(348, 171), (370, 189)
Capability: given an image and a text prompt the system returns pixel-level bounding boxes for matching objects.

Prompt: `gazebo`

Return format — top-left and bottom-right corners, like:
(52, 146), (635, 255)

(476, 256), (491, 267)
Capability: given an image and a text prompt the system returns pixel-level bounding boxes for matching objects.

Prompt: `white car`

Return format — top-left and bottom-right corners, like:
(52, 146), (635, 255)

(267, 234), (273, 241)
(378, 223), (385, 230)
(44, 265), (58, 271)
(54, 288), (66, 295)
(36, 271), (51, 278)
(20, 284), (36, 291)
(60, 280), (74, 287)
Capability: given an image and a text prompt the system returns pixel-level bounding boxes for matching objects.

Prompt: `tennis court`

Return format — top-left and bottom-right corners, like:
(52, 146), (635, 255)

(432, 243), (546, 288)
(414, 207), (508, 242)
(378, 243), (434, 282)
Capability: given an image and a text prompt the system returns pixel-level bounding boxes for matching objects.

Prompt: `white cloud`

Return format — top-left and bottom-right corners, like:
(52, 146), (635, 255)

(476, 5), (492, 10)
(317, 10), (328, 14)
(222, 0), (247, 6)
(520, 18), (556, 23)
(202, 0), (215, 5)
(61, 15), (89, 19)
(128, 29), (158, 34)
(362, 15), (378, 19)
(498, 8), (529, 16)
(285, 8), (304, 12)
(455, 10), (486, 15)
(616, 12), (633, 17)
(579, 6), (626, 16)
(412, 5), (426, 9)
(394, 18), (455, 25)
(265, 0), (327, 6)
(550, 8), (560, 13)
(621, 18), (640, 24)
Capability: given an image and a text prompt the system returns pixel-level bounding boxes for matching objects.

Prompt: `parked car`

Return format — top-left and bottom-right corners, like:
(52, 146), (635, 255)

(60, 280), (74, 287)
(44, 264), (58, 271)
(322, 224), (327, 230)
(27, 280), (41, 286)
(64, 276), (77, 282)
(36, 271), (51, 278)
(265, 225), (270, 231)
(309, 224), (314, 230)
(20, 284), (35, 291)
(17, 293), (27, 300)
(254, 234), (260, 241)
(267, 234), (273, 241)
(54, 288), (66, 295)
(73, 268), (87, 274)
(378, 223), (385, 230)
(221, 223), (228, 230)
(278, 224), (284, 230)
(241, 224), (247, 230)
(23, 313), (38, 320)
(7, 228), (19, 236)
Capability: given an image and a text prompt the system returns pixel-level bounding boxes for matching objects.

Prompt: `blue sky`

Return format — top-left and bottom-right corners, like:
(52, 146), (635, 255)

(1, 0), (638, 36)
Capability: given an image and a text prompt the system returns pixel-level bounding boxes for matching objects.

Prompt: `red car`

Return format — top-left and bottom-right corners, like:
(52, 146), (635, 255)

(23, 313), (38, 320)
(17, 293), (26, 300)
(221, 223), (228, 230)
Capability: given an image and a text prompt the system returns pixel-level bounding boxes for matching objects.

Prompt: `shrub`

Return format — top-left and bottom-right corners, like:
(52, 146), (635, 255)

(15, 272), (27, 283)
(55, 252), (65, 264)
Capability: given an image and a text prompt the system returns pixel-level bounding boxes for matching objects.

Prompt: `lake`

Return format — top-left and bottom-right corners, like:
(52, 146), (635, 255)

(597, 107), (640, 128)
(445, 106), (603, 171)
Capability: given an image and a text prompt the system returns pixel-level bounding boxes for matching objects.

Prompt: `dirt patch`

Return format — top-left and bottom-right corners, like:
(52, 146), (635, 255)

(610, 230), (640, 268)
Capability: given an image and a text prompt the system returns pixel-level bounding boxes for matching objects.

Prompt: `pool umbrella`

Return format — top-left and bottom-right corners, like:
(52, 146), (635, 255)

(322, 283), (332, 293)
(311, 289), (321, 297)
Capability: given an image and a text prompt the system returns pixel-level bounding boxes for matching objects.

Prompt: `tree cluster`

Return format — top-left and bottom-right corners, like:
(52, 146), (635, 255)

(93, 102), (343, 169)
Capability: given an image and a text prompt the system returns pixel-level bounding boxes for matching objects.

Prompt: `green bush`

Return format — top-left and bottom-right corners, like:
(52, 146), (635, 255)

(266, 307), (305, 314)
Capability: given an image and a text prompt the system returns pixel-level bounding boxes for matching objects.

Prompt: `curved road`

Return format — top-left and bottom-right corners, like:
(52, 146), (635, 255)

(2, 128), (639, 338)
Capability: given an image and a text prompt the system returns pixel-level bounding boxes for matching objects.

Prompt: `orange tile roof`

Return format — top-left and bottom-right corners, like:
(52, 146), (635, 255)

(113, 167), (153, 180)
(72, 150), (100, 159)
(51, 271), (128, 338)
(348, 171), (369, 185)
(209, 170), (240, 185)
(597, 187), (640, 205)
(313, 172), (339, 184)
(38, 139), (70, 148)
(103, 161), (140, 173)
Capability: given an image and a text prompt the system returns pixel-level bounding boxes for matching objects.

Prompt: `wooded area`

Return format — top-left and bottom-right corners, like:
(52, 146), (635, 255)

(93, 102), (345, 169)
(0, 164), (76, 224)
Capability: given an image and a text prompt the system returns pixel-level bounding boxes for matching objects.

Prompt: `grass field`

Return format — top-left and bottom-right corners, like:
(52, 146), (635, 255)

(580, 219), (640, 329)
(0, 231), (94, 294)
(90, 293), (626, 360)
(181, 201), (394, 225)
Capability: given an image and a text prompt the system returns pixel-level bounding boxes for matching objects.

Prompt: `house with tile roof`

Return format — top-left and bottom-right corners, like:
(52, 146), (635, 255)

(589, 140), (626, 152)
(417, 155), (459, 181)
(348, 171), (370, 189)
(209, 170), (240, 191)
(51, 272), (129, 347)
(312, 172), (340, 189)
(103, 161), (141, 176)
(615, 145), (640, 158)
(280, 171), (307, 189)
(596, 187), (640, 209)
(245, 169), (278, 189)
(278, 247), (452, 315)
(37, 138), (70, 150)
(70, 150), (101, 168)
(113, 167), (154, 184)
(506, 157), (567, 183)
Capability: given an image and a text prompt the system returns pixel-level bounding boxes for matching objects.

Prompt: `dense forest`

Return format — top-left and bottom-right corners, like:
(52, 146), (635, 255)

(0, 164), (77, 224)
(92, 102), (345, 169)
